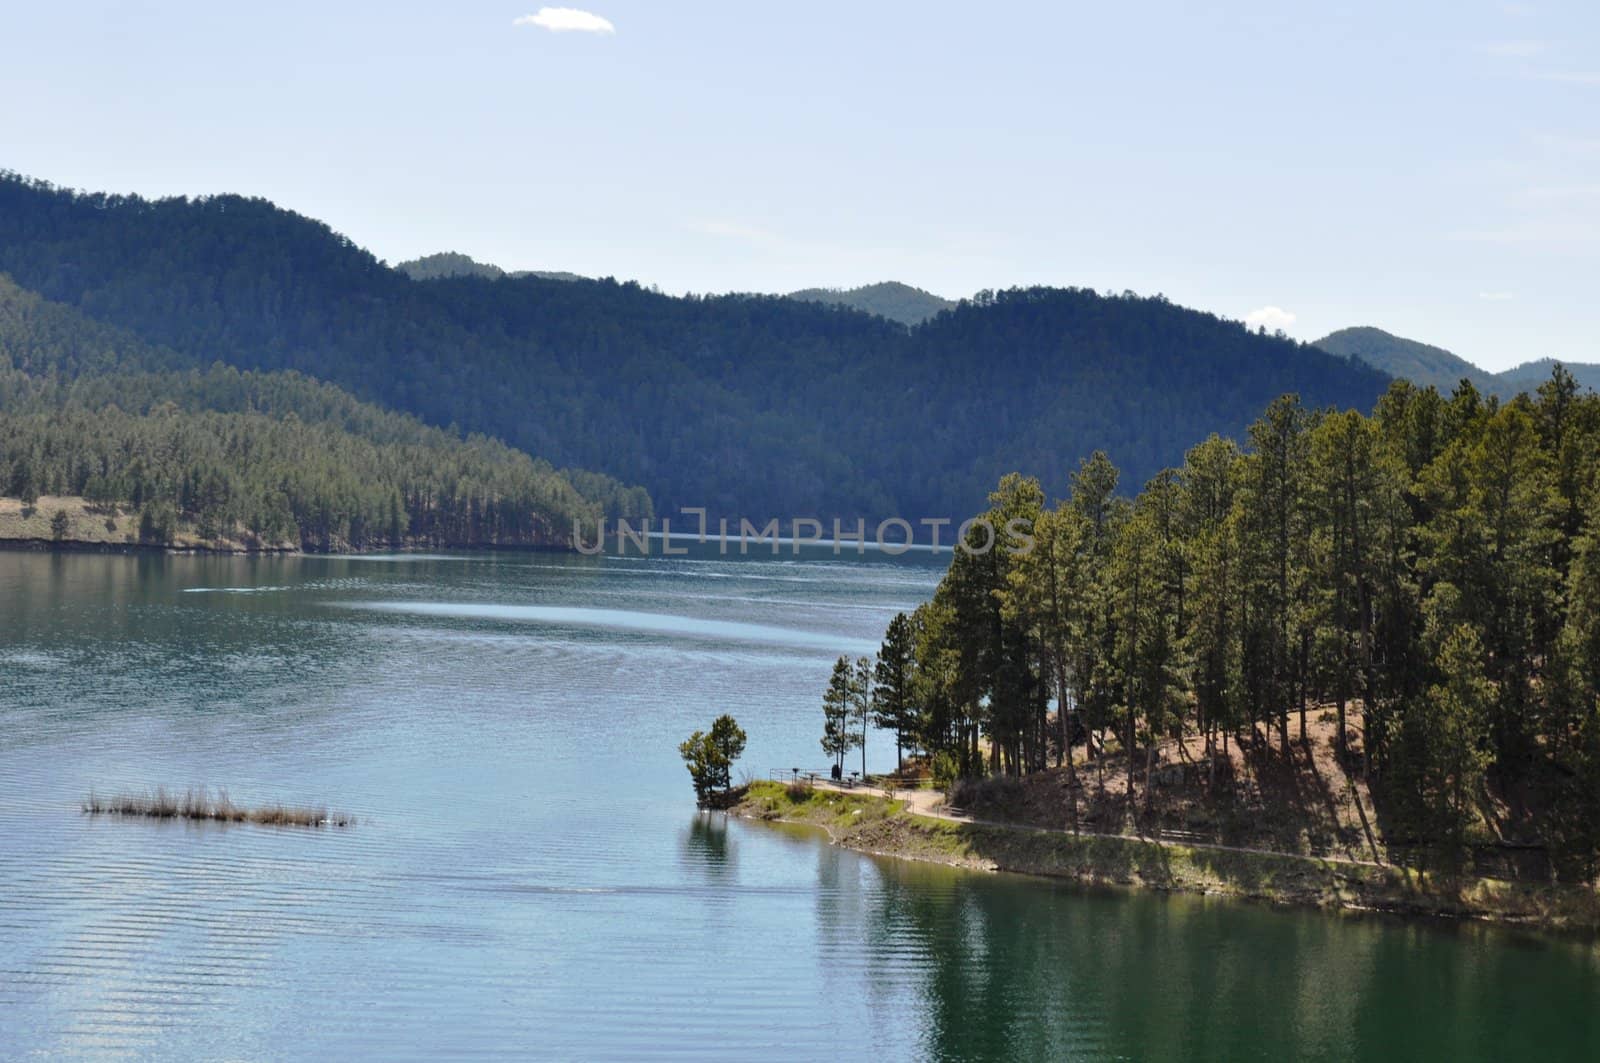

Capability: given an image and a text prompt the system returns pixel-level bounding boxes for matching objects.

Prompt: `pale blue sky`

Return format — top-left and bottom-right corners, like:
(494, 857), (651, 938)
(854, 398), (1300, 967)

(2, 1), (1597, 370)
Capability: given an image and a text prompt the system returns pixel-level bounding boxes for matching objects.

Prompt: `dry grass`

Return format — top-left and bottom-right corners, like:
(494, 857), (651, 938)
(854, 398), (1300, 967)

(0, 495), (294, 551)
(0, 496), (138, 545)
(83, 786), (353, 828)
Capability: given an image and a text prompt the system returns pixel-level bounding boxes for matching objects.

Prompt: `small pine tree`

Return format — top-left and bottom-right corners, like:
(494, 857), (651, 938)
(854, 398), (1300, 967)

(679, 731), (721, 806)
(50, 509), (70, 541)
(680, 714), (747, 807)
(708, 714), (747, 778)
(820, 656), (861, 776)
(138, 501), (177, 546)
(84, 474), (117, 514)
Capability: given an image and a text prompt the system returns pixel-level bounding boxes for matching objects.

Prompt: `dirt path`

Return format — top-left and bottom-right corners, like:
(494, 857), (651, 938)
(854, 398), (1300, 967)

(808, 779), (1391, 870)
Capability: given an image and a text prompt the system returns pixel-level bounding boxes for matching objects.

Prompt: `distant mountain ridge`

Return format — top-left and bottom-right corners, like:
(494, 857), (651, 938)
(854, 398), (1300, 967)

(1315, 326), (1600, 396)
(785, 281), (956, 325)
(401, 258), (957, 328)
(396, 251), (584, 284)
(0, 171), (1395, 521)
(1498, 357), (1600, 395)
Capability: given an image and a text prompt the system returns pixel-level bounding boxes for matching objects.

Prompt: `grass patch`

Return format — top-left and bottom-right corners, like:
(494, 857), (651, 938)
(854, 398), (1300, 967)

(83, 786), (353, 828)
(740, 780), (903, 828)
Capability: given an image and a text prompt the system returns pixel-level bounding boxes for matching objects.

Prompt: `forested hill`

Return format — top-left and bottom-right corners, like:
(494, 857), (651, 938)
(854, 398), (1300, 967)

(1317, 326), (1600, 398)
(1498, 358), (1600, 395)
(785, 281), (956, 325)
(1315, 326), (1498, 395)
(0, 171), (1392, 521)
(0, 276), (650, 550)
(395, 251), (585, 284)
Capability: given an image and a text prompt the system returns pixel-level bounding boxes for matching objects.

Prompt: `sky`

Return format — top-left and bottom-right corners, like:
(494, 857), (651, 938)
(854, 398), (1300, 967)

(1, 0), (1597, 371)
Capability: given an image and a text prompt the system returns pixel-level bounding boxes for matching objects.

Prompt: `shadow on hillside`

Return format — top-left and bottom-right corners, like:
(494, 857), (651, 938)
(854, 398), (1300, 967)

(948, 715), (1382, 864)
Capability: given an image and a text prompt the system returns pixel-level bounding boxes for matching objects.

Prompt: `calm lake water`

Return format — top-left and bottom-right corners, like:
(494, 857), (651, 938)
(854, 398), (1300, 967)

(2, 546), (1599, 1060)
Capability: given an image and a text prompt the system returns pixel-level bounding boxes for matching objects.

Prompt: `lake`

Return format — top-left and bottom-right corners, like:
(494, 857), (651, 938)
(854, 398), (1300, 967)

(2, 546), (1598, 1060)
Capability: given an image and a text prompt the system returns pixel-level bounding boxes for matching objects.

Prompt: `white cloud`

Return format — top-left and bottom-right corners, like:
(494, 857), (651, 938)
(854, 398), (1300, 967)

(513, 7), (615, 34)
(1478, 291), (1516, 301)
(1243, 306), (1297, 332)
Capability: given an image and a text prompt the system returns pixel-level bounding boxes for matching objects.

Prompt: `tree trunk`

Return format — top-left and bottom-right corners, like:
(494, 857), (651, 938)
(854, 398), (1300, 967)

(1144, 741), (1157, 811)
(1299, 678), (1308, 745)
(1057, 666), (1077, 789)
(1126, 709), (1136, 802)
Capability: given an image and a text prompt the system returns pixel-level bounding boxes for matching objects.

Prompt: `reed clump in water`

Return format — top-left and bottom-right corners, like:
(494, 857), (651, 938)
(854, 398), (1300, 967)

(82, 787), (353, 828)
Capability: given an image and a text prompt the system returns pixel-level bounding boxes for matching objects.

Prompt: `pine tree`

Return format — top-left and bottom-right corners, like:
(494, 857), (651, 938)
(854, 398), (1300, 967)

(1410, 622), (1492, 859)
(820, 656), (860, 775)
(872, 614), (918, 772)
(851, 655), (874, 780)
(1178, 435), (1242, 777)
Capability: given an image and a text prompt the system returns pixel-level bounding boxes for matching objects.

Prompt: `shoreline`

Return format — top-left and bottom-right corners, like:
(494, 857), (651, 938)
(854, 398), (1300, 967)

(0, 495), (581, 557)
(0, 537), (577, 558)
(731, 781), (1600, 933)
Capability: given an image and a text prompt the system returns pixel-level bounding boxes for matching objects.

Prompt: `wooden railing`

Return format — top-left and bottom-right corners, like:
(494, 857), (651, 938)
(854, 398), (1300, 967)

(768, 768), (939, 791)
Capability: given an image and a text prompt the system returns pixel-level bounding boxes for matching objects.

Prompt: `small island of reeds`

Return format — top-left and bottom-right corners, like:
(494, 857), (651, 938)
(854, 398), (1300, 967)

(83, 787), (354, 828)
